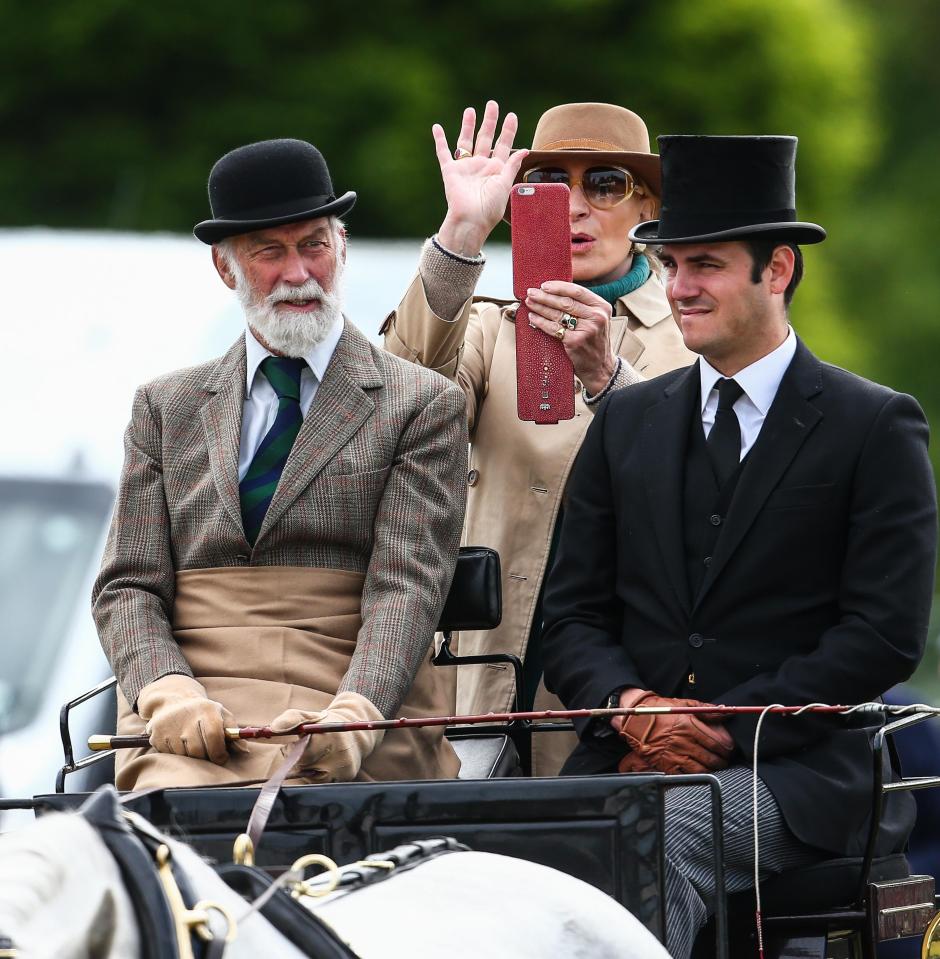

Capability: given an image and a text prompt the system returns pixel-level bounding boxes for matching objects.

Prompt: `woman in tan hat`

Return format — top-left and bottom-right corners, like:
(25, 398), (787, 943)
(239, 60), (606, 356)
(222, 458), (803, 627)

(382, 101), (693, 776)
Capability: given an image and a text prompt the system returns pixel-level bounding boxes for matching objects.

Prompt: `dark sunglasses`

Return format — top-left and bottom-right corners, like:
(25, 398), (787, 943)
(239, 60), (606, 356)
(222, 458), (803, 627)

(522, 165), (644, 209)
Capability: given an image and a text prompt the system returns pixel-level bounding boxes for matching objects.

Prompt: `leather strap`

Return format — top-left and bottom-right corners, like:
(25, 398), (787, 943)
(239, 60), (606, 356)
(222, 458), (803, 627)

(247, 735), (311, 853)
(80, 788), (181, 959)
(214, 864), (360, 959)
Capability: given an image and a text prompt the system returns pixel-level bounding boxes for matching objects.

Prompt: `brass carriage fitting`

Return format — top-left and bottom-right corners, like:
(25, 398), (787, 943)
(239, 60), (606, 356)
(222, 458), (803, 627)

(232, 833), (255, 867)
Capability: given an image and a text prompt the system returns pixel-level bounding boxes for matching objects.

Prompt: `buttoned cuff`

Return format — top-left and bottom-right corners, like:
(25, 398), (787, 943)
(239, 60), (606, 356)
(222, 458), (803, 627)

(419, 237), (486, 322)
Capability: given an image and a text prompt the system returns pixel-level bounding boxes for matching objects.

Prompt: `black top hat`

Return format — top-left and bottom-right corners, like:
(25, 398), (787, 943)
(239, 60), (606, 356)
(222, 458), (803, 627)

(629, 135), (825, 246)
(193, 139), (356, 245)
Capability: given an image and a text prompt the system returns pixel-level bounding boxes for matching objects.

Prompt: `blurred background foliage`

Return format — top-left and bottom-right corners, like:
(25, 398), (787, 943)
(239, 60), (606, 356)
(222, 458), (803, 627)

(2, 1), (939, 591)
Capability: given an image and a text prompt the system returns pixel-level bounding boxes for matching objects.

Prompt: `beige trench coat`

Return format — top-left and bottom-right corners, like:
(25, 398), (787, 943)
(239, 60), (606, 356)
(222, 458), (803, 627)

(383, 270), (694, 774)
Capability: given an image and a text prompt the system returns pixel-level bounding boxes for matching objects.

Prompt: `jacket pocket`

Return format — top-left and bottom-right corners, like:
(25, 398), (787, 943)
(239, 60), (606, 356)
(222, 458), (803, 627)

(763, 482), (835, 510)
(319, 464), (392, 480)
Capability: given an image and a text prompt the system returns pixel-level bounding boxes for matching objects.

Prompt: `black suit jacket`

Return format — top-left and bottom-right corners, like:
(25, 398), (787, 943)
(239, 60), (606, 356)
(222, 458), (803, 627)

(542, 340), (937, 856)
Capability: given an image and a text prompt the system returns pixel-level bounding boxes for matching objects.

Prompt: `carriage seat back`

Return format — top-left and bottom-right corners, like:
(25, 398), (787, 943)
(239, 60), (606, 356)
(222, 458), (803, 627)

(437, 547), (501, 633)
(452, 735), (520, 779)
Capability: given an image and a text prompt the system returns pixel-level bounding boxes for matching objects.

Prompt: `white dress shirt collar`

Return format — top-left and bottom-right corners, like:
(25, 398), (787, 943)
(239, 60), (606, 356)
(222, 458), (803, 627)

(244, 316), (344, 395)
(699, 326), (797, 415)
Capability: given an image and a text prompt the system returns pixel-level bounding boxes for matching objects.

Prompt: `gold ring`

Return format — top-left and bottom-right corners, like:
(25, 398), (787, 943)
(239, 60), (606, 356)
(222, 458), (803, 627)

(453, 147), (472, 160)
(561, 312), (577, 330)
(553, 326), (566, 341)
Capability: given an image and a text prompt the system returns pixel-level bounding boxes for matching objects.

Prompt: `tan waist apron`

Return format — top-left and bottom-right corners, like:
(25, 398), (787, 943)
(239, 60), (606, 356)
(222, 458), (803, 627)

(116, 566), (460, 790)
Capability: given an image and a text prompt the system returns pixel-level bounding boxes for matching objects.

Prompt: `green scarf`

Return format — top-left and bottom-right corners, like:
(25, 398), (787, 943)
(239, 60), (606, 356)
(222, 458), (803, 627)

(585, 253), (651, 306)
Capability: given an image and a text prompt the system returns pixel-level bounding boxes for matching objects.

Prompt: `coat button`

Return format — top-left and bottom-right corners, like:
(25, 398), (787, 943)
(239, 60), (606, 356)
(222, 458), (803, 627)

(688, 633), (704, 648)
(235, 554), (249, 563)
(709, 513), (722, 526)
(703, 556), (712, 568)
(468, 469), (479, 487)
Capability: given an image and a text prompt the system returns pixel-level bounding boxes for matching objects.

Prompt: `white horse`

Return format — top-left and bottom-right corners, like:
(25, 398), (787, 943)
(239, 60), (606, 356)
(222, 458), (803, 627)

(0, 806), (669, 959)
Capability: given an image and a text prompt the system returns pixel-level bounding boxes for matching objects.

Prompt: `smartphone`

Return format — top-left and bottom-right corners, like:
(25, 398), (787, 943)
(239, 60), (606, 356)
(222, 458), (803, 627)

(511, 182), (575, 423)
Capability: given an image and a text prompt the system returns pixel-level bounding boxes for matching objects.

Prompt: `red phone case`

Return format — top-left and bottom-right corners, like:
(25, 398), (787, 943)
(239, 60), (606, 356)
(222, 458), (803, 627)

(511, 182), (575, 423)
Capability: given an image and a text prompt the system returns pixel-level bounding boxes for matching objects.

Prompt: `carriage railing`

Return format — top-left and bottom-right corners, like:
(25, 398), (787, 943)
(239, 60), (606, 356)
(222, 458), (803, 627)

(56, 674), (118, 792)
(713, 710), (940, 958)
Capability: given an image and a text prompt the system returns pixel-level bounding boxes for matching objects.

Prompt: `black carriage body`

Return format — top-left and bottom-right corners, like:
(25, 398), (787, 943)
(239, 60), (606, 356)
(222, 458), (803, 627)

(35, 773), (669, 940)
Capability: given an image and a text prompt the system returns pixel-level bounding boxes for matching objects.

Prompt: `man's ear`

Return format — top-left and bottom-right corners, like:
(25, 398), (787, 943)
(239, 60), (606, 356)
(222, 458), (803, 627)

(338, 227), (347, 264)
(768, 244), (796, 295)
(211, 245), (238, 290)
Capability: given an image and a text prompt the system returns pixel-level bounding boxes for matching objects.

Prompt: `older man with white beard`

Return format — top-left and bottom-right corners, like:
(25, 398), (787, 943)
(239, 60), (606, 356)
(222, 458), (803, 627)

(92, 139), (467, 789)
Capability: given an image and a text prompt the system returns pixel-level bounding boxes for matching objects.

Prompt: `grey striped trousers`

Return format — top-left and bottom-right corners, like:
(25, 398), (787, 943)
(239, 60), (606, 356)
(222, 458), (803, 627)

(663, 767), (822, 958)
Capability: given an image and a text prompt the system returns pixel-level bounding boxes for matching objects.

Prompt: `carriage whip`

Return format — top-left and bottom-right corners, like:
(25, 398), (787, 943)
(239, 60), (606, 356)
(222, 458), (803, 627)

(87, 701), (940, 751)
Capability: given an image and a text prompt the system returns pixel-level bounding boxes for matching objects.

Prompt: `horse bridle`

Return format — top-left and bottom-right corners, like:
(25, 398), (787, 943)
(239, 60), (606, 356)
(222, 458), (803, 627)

(80, 787), (234, 959)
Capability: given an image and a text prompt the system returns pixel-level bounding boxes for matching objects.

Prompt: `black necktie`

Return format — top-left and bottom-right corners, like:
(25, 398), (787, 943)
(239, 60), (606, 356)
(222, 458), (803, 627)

(706, 377), (744, 487)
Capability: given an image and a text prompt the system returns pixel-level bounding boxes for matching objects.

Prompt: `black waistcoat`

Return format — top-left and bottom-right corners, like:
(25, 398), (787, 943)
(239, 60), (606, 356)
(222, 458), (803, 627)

(682, 408), (744, 602)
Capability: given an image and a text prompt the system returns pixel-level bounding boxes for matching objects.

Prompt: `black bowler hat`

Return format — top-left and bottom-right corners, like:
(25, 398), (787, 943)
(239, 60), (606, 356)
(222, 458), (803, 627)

(629, 135), (825, 245)
(193, 138), (357, 244)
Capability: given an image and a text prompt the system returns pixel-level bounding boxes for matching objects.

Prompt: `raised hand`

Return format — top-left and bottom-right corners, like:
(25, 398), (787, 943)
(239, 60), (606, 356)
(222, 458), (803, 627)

(433, 99), (528, 257)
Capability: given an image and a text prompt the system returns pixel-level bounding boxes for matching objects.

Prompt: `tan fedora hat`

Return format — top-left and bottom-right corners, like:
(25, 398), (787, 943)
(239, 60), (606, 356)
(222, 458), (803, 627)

(517, 102), (661, 195)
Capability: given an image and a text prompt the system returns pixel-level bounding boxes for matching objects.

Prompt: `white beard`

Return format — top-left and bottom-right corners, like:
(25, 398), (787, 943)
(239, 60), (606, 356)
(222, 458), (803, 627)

(233, 260), (345, 358)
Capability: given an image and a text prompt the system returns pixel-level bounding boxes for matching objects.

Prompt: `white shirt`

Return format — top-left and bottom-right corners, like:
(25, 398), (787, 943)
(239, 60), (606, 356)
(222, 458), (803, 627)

(238, 320), (343, 481)
(699, 327), (797, 460)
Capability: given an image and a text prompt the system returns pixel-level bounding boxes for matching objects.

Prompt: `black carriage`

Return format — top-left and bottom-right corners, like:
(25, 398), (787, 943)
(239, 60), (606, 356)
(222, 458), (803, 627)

(6, 547), (940, 958)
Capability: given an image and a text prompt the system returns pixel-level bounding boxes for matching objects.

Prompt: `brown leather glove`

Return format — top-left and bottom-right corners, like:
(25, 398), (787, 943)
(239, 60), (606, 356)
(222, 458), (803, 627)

(268, 691), (385, 783)
(617, 750), (650, 774)
(137, 674), (240, 766)
(616, 691), (735, 775)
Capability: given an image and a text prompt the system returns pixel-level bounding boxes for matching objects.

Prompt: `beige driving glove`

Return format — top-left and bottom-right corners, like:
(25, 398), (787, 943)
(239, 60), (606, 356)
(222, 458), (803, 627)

(268, 691), (385, 782)
(137, 674), (238, 766)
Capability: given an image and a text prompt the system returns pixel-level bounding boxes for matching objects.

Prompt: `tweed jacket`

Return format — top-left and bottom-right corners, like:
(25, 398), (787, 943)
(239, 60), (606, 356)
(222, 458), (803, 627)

(92, 319), (468, 717)
(382, 265), (694, 730)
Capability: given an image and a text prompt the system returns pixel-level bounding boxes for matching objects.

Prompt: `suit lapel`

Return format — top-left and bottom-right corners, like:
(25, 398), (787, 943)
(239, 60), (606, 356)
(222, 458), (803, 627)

(256, 320), (383, 543)
(641, 364), (701, 616)
(201, 337), (248, 544)
(694, 340), (824, 607)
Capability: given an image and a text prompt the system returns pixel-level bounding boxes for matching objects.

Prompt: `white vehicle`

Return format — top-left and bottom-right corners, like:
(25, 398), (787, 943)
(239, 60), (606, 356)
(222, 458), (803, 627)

(0, 228), (510, 826)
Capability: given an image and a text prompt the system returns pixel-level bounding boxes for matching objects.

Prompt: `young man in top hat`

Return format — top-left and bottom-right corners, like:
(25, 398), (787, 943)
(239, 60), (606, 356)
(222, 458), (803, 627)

(541, 135), (938, 956)
(93, 138), (467, 789)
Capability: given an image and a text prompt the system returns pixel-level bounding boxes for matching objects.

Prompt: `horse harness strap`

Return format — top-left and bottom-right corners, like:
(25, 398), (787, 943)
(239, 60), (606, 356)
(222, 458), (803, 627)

(245, 734), (310, 854)
(241, 731), (467, 865)
(305, 837), (470, 894)
(215, 837), (469, 959)
(214, 862), (359, 959)
(79, 788), (232, 959)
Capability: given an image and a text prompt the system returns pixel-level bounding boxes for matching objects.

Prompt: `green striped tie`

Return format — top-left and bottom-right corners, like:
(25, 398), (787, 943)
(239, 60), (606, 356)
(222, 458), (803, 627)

(239, 356), (306, 545)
